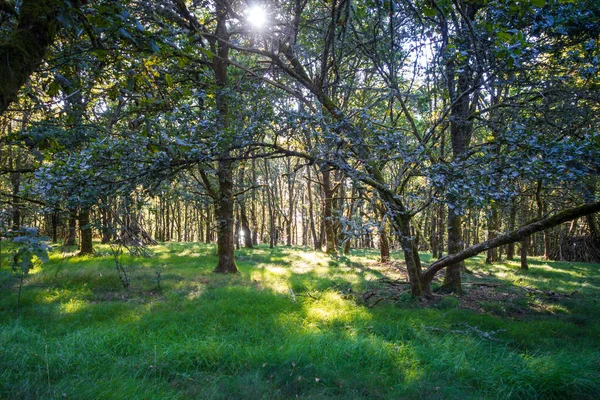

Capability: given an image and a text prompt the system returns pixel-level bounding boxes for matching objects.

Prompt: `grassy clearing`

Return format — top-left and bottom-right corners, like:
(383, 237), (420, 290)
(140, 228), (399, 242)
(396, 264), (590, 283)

(1, 243), (599, 399)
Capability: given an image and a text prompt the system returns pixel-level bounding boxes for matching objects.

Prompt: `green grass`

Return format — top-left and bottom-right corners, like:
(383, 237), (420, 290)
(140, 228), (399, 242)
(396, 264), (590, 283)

(1, 243), (599, 399)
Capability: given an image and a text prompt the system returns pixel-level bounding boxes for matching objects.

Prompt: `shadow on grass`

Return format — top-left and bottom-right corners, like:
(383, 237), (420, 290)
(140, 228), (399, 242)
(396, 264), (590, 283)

(1, 243), (599, 399)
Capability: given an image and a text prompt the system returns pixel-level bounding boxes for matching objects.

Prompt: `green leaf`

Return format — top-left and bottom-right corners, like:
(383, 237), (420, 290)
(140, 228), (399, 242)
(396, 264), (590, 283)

(531, 0), (545, 7)
(199, 47), (214, 60)
(47, 81), (60, 97)
(165, 73), (174, 87)
(149, 39), (160, 53)
(423, 6), (437, 17)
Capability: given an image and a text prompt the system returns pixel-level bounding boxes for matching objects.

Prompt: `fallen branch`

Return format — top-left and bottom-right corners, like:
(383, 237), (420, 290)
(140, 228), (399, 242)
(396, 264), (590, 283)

(424, 323), (506, 342)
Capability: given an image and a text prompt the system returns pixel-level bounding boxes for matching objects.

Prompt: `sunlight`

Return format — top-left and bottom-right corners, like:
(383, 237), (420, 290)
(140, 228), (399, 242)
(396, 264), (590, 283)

(60, 298), (88, 314)
(247, 4), (267, 29)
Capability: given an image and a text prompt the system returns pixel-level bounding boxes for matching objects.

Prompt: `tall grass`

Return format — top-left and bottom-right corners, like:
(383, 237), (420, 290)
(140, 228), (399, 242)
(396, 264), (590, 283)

(1, 243), (599, 399)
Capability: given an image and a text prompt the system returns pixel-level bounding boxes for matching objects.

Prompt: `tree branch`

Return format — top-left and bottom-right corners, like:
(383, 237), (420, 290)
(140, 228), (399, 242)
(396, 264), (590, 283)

(423, 200), (600, 281)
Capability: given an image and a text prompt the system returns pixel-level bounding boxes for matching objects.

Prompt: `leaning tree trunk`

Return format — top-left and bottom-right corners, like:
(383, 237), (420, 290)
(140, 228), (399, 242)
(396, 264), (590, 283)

(422, 200), (600, 285)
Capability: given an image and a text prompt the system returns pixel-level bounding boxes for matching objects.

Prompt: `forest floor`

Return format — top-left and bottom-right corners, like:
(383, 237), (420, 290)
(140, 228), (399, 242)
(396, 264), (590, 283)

(1, 242), (599, 399)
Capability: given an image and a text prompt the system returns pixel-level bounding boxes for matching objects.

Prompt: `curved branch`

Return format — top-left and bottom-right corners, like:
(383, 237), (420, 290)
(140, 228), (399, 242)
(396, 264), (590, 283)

(423, 200), (600, 281)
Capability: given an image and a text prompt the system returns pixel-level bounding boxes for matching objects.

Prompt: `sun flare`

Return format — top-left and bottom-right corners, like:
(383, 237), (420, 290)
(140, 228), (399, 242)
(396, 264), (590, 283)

(247, 5), (267, 29)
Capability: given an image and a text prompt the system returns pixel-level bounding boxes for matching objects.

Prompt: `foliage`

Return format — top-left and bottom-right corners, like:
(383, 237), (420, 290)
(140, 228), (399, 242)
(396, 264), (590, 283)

(10, 227), (51, 276)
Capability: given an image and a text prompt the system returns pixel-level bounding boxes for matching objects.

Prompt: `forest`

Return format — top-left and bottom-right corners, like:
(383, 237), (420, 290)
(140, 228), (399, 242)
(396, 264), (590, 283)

(1, 0), (600, 399)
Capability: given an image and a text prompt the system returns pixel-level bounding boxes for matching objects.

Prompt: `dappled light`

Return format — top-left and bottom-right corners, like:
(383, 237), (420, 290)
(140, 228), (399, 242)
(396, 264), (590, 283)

(1, 242), (599, 398)
(1, 0), (599, 397)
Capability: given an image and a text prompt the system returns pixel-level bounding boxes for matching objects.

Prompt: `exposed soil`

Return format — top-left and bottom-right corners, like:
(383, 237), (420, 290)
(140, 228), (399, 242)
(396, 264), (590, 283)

(360, 261), (579, 318)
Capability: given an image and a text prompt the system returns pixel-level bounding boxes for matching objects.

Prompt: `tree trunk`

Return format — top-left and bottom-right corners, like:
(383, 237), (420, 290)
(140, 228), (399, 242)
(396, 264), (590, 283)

(431, 204), (439, 259)
(101, 207), (111, 244)
(239, 164), (253, 248)
(51, 210), (58, 243)
(214, 159), (238, 273)
(78, 209), (93, 255)
(506, 199), (517, 259)
(520, 236), (529, 270)
(485, 204), (499, 263)
(251, 156), (259, 246)
(65, 210), (77, 246)
(440, 207), (464, 294)
(286, 158), (294, 246)
(379, 209), (390, 262)
(9, 148), (21, 230)
(322, 168), (336, 254)
(393, 214), (429, 297)
(440, 3), (479, 293)
(264, 159), (275, 249)
(212, 3), (238, 274)
(306, 166), (319, 250)
(205, 204), (212, 243)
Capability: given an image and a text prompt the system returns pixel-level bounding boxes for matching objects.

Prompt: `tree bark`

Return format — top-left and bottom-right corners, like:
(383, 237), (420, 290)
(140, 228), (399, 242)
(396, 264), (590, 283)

(485, 204), (499, 263)
(0, 0), (77, 113)
(264, 159), (275, 249)
(238, 164), (253, 248)
(506, 199), (517, 260)
(214, 159), (238, 273)
(379, 208), (390, 263)
(9, 147), (21, 230)
(306, 166), (319, 250)
(212, 2), (238, 274)
(65, 210), (77, 246)
(440, 3), (479, 294)
(78, 209), (93, 255)
(322, 168), (336, 254)
(251, 156), (259, 245)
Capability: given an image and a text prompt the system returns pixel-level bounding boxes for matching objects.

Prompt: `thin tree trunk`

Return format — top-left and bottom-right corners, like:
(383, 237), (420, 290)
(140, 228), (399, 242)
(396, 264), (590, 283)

(506, 199), (517, 260)
(264, 159), (275, 249)
(306, 166), (319, 250)
(251, 156), (258, 245)
(322, 168), (336, 254)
